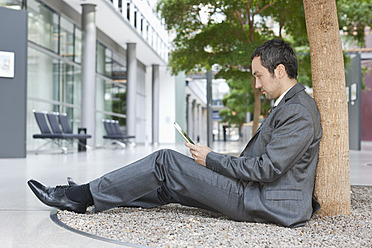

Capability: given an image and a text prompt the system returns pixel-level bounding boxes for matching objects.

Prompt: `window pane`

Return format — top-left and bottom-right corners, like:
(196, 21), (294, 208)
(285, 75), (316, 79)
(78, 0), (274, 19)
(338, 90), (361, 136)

(110, 82), (126, 115)
(105, 48), (113, 77)
(60, 17), (74, 60)
(0, 0), (22, 9)
(112, 59), (126, 78)
(96, 76), (126, 114)
(96, 43), (112, 77)
(96, 43), (105, 75)
(61, 63), (81, 107)
(28, 0), (59, 53)
(28, 47), (60, 102)
(74, 27), (82, 63)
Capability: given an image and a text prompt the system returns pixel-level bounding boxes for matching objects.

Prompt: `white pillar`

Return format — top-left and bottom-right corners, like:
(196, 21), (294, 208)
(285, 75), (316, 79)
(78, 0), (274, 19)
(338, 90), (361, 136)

(206, 70), (213, 147)
(143, 20), (148, 40)
(127, 43), (137, 137)
(122, 0), (128, 19)
(152, 64), (159, 145)
(191, 99), (196, 141)
(112, 0), (119, 10)
(129, 3), (135, 27)
(81, 3), (96, 147)
(137, 12), (141, 33)
(186, 95), (191, 135)
(198, 103), (202, 143)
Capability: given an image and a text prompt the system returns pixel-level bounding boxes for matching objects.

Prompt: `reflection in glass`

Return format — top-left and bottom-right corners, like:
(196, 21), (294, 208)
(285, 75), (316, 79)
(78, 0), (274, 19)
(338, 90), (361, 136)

(0, 0), (22, 9)
(61, 62), (81, 107)
(97, 43), (113, 77)
(74, 27), (82, 64)
(28, 47), (59, 101)
(27, 0), (59, 53)
(60, 17), (74, 60)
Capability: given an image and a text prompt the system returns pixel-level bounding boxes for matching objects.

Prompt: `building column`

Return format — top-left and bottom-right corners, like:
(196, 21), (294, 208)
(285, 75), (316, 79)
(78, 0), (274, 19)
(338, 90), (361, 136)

(191, 99), (196, 141)
(206, 70), (213, 147)
(152, 64), (159, 145)
(201, 107), (207, 143)
(198, 103), (202, 143)
(193, 100), (198, 142)
(127, 43), (137, 137)
(186, 95), (191, 135)
(187, 99), (192, 139)
(81, 4), (96, 147)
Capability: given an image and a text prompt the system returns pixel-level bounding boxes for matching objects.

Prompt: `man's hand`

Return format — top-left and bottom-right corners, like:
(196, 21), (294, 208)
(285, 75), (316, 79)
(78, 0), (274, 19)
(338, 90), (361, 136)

(185, 142), (212, 167)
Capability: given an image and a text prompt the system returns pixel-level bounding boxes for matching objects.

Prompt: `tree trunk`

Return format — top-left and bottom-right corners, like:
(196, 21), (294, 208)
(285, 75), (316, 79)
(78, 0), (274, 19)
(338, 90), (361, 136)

(251, 76), (261, 135)
(303, 0), (351, 216)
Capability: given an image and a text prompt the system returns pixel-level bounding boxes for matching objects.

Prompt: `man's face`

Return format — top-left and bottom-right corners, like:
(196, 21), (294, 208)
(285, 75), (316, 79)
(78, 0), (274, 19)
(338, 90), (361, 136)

(251, 56), (281, 100)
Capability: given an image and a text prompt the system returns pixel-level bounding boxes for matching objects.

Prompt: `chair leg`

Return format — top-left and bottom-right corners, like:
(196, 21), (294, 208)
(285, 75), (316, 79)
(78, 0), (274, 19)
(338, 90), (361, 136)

(112, 140), (126, 149)
(53, 140), (69, 154)
(102, 139), (126, 149)
(34, 140), (53, 153)
(126, 140), (136, 147)
(34, 139), (69, 154)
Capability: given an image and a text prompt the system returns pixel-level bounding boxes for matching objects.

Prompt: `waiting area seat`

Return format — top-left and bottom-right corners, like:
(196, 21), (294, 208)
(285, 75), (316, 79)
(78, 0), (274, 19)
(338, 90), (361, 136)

(33, 111), (91, 153)
(102, 119), (135, 148)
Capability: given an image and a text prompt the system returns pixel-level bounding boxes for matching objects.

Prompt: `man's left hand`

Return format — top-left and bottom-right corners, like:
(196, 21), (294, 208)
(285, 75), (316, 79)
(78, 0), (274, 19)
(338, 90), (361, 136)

(185, 142), (212, 167)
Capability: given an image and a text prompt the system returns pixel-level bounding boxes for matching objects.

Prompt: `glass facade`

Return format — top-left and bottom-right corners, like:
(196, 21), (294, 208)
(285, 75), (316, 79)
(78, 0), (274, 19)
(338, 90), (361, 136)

(60, 18), (74, 61)
(0, 0), (24, 10)
(1, 0), (172, 148)
(28, 0), (59, 53)
(95, 42), (128, 145)
(22, 0), (128, 150)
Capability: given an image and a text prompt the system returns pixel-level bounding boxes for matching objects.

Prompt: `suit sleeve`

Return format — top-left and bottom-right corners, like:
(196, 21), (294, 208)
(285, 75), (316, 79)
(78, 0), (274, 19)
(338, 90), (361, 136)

(205, 104), (315, 183)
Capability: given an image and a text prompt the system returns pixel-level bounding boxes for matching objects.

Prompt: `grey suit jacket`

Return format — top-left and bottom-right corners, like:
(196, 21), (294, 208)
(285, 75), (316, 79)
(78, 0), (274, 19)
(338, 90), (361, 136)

(206, 82), (322, 227)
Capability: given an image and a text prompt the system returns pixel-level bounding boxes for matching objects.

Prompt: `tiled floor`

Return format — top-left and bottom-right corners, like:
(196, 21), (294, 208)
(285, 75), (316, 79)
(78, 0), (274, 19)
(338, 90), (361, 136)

(0, 142), (371, 248)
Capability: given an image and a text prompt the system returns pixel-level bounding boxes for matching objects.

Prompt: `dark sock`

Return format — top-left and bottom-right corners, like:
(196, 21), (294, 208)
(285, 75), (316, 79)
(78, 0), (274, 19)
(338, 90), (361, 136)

(66, 183), (94, 207)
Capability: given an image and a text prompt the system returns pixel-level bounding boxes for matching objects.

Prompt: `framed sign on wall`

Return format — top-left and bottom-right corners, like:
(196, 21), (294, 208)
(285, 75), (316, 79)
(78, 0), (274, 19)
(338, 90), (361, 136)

(0, 51), (15, 78)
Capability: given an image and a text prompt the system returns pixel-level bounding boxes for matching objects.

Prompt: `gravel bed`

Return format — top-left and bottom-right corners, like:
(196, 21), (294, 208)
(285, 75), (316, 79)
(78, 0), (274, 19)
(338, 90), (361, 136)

(57, 186), (371, 247)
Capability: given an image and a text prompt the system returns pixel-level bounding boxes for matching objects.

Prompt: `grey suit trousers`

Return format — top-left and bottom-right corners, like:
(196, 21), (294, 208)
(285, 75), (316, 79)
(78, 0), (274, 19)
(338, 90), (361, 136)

(89, 149), (253, 221)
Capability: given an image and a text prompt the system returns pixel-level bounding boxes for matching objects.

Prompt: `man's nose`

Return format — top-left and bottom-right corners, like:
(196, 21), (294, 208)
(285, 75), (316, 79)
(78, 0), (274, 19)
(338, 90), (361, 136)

(255, 80), (261, 89)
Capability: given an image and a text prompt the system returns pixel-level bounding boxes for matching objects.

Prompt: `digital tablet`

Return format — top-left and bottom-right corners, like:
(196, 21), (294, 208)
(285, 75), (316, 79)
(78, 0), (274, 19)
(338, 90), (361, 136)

(174, 122), (194, 144)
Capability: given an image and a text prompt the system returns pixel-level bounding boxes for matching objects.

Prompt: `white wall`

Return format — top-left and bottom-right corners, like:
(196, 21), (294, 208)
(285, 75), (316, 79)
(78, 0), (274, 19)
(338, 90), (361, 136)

(159, 66), (176, 144)
(136, 64), (147, 143)
(145, 65), (153, 145)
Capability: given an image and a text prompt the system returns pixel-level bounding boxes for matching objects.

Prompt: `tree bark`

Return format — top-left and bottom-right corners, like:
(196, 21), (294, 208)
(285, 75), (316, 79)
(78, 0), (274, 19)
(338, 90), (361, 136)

(303, 0), (351, 216)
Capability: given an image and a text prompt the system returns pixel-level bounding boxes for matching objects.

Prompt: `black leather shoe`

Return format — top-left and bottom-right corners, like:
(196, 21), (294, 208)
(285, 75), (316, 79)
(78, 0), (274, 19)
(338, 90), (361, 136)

(27, 179), (87, 213)
(67, 177), (78, 186)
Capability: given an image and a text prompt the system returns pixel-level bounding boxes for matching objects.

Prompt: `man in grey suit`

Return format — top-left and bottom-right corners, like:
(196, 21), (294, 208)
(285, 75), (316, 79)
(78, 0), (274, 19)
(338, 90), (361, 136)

(28, 39), (322, 228)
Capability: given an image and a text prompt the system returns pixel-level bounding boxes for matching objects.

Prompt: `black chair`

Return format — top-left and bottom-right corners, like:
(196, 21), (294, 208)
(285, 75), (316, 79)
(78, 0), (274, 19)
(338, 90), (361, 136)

(33, 111), (68, 153)
(58, 113), (74, 134)
(46, 112), (66, 135)
(58, 113), (91, 139)
(103, 119), (135, 148)
(33, 111), (92, 153)
(58, 113), (92, 151)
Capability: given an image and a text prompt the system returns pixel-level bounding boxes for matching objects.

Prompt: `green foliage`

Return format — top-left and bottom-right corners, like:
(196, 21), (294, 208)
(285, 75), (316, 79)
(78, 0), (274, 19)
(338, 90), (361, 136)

(219, 78), (251, 127)
(262, 0), (308, 46)
(336, 0), (372, 47)
(157, 0), (372, 127)
(158, 0), (275, 75)
(112, 91), (126, 126)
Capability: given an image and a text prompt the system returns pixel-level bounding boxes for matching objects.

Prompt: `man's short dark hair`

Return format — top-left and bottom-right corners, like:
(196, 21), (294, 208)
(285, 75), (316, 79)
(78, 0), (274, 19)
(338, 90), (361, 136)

(250, 39), (298, 79)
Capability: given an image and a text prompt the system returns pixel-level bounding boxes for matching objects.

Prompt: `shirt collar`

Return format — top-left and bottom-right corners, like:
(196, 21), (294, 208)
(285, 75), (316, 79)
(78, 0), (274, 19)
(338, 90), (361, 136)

(274, 85), (294, 107)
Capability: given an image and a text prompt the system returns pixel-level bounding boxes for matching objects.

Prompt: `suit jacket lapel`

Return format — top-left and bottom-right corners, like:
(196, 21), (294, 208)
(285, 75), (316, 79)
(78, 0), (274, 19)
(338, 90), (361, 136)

(239, 83), (306, 157)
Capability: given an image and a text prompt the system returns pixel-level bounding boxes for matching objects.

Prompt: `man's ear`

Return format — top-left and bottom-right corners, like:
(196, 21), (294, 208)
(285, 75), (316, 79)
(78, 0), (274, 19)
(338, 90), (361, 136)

(275, 64), (286, 79)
